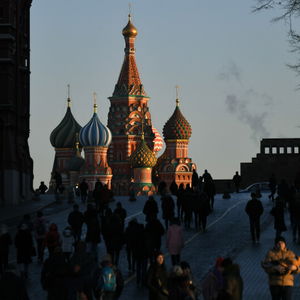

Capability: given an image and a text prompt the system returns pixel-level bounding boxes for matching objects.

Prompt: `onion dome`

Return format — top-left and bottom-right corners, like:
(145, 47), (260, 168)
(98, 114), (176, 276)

(122, 14), (138, 37)
(130, 135), (157, 168)
(50, 99), (82, 148)
(66, 138), (85, 172)
(163, 98), (192, 140)
(152, 127), (164, 153)
(79, 102), (112, 147)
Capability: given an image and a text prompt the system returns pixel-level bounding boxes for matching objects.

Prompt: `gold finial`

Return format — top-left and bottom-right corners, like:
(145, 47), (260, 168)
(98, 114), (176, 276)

(93, 92), (97, 113)
(175, 85), (180, 107)
(67, 84), (71, 107)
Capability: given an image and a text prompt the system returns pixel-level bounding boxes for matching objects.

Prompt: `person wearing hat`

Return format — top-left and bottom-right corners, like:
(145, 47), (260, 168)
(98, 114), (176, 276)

(262, 236), (300, 300)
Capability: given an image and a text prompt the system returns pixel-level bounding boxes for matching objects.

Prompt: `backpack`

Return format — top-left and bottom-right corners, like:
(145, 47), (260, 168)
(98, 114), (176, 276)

(36, 220), (46, 235)
(98, 266), (117, 292)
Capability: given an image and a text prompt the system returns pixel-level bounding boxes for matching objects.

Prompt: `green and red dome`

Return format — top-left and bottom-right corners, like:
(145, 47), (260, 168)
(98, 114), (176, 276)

(163, 100), (192, 140)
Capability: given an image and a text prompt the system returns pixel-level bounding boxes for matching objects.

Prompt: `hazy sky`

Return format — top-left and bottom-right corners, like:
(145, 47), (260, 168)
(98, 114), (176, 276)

(29, 0), (300, 188)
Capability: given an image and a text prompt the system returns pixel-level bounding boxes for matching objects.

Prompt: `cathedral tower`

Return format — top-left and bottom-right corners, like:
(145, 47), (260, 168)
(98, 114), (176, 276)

(0, 0), (33, 205)
(157, 95), (197, 189)
(107, 15), (155, 195)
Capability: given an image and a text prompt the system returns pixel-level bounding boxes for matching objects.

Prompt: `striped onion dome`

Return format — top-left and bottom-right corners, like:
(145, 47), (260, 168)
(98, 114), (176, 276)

(130, 135), (157, 168)
(152, 127), (164, 153)
(50, 103), (82, 148)
(163, 98), (192, 140)
(79, 104), (112, 147)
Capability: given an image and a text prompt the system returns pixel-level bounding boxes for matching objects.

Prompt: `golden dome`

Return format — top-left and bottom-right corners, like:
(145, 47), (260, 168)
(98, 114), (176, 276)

(122, 14), (138, 37)
(130, 136), (157, 168)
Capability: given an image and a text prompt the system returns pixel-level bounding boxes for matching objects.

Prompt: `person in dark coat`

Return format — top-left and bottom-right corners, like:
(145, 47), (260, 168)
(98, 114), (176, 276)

(245, 192), (264, 243)
(18, 214), (33, 233)
(53, 171), (63, 193)
(176, 184), (185, 220)
(38, 181), (48, 194)
(161, 195), (175, 229)
(146, 252), (169, 300)
(232, 172), (242, 193)
(191, 169), (199, 190)
(289, 189), (300, 243)
(144, 217), (165, 263)
(170, 180), (178, 196)
(277, 179), (289, 206)
(70, 241), (96, 299)
(271, 198), (287, 239)
(93, 181), (103, 213)
(0, 264), (29, 300)
(15, 224), (34, 279)
(182, 185), (194, 229)
(0, 224), (12, 276)
(133, 223), (148, 286)
(68, 204), (84, 244)
(84, 204), (101, 261)
(44, 223), (61, 258)
(198, 191), (211, 232)
(203, 177), (216, 211)
(33, 211), (48, 263)
(221, 261), (243, 300)
(143, 196), (159, 222)
(114, 202), (127, 231)
(79, 179), (89, 204)
(124, 218), (139, 273)
(41, 247), (70, 300)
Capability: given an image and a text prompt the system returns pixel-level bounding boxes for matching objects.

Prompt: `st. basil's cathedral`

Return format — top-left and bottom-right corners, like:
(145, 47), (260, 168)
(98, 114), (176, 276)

(49, 15), (197, 196)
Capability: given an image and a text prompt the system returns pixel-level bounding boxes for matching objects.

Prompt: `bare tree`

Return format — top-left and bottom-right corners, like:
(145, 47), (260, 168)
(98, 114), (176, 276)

(254, 1), (300, 77)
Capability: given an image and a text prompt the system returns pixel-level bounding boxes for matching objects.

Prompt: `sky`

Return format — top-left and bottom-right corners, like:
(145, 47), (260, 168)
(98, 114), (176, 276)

(29, 0), (300, 188)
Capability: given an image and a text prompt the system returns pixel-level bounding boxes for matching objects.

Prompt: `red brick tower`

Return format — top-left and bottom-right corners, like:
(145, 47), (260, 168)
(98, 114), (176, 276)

(0, 0), (33, 205)
(107, 15), (155, 195)
(157, 96), (197, 189)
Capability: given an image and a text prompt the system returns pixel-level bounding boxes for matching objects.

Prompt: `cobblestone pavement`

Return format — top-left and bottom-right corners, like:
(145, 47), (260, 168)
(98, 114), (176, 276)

(5, 192), (300, 299)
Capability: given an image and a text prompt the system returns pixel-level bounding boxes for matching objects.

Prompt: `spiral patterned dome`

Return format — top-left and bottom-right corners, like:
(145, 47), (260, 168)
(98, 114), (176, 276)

(130, 137), (157, 168)
(50, 106), (82, 148)
(152, 127), (164, 153)
(79, 108), (112, 147)
(163, 100), (192, 140)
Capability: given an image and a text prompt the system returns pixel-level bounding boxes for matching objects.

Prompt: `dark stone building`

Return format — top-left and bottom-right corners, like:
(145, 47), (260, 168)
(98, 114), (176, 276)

(241, 138), (300, 188)
(0, 0), (33, 205)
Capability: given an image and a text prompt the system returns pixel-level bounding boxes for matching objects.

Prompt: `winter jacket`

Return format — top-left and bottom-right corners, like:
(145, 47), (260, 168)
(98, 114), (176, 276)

(245, 199), (264, 219)
(220, 264), (243, 300)
(146, 263), (169, 300)
(166, 224), (184, 255)
(15, 229), (34, 264)
(201, 268), (224, 300)
(34, 216), (47, 240)
(68, 211), (84, 232)
(262, 247), (300, 286)
(44, 223), (61, 250)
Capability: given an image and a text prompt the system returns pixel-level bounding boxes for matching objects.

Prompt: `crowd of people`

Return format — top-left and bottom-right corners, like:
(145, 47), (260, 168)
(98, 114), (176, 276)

(2, 170), (300, 299)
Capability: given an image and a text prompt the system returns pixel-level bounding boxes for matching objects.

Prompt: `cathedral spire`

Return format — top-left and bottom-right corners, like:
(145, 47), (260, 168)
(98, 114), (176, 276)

(112, 14), (146, 97)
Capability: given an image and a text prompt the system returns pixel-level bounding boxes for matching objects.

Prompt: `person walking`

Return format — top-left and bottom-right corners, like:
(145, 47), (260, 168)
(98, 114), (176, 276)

(68, 204), (84, 244)
(93, 254), (124, 300)
(33, 211), (47, 263)
(262, 236), (300, 300)
(271, 198), (287, 239)
(245, 192), (264, 243)
(232, 171), (242, 193)
(161, 195), (175, 230)
(146, 252), (169, 300)
(79, 179), (89, 204)
(15, 224), (34, 279)
(38, 181), (48, 194)
(84, 204), (101, 261)
(44, 223), (61, 258)
(143, 196), (159, 222)
(166, 218), (184, 266)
